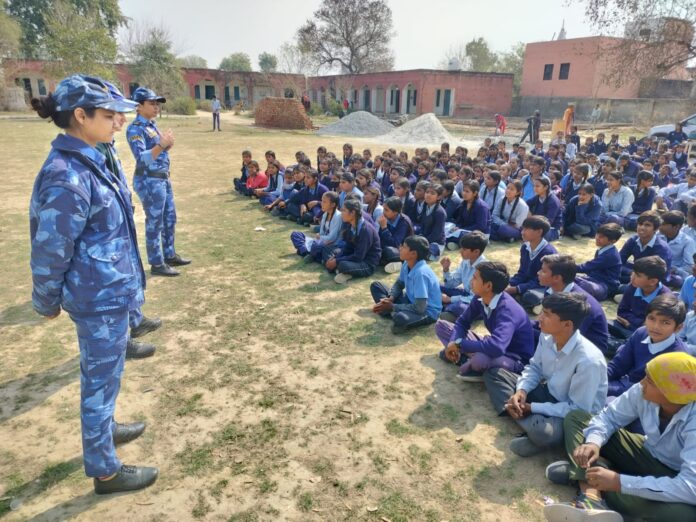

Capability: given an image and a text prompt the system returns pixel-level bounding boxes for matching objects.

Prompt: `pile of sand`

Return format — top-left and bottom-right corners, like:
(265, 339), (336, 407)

(375, 113), (454, 146)
(315, 111), (394, 137)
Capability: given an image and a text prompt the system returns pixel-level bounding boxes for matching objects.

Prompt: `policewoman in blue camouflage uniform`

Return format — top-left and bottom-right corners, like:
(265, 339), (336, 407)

(29, 75), (158, 494)
(98, 81), (161, 359)
(127, 88), (191, 277)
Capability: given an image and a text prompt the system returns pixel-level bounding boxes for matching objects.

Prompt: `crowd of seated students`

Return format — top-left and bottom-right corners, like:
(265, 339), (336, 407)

(233, 134), (696, 521)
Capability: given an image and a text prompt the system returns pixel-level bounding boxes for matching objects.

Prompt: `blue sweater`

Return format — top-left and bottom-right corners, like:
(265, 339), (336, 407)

(335, 220), (382, 267)
(455, 199), (491, 234)
(563, 195), (602, 235)
(630, 187), (656, 215)
(571, 283), (609, 353)
(296, 183), (328, 206)
(441, 192), (462, 221)
(577, 245), (621, 291)
(449, 292), (535, 364)
(619, 235), (673, 276)
(378, 214), (413, 249)
(510, 241), (558, 293)
(421, 204), (446, 246)
(617, 284), (674, 331)
(527, 194), (562, 231)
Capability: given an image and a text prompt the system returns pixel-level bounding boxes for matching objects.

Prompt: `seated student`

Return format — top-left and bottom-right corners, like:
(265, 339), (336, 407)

(575, 223), (623, 301)
(290, 191), (342, 264)
(562, 163), (590, 205)
(440, 180), (462, 222)
(370, 236), (442, 334)
(233, 149), (252, 193)
(618, 210), (673, 285)
(287, 169), (328, 225)
(600, 171), (635, 225)
(563, 183), (603, 239)
(420, 184), (447, 260)
(393, 177), (416, 219)
(527, 177), (562, 241)
(362, 186), (384, 222)
(485, 292), (607, 457)
(439, 231), (488, 322)
(377, 196), (414, 273)
(535, 254), (609, 354)
(242, 160), (268, 197)
(674, 142), (688, 175)
(445, 180), (491, 250)
(544, 352), (696, 522)
(655, 168), (696, 213)
(490, 180), (529, 243)
(659, 210), (696, 287)
(608, 294), (687, 398)
(337, 172), (363, 208)
(254, 160), (284, 206)
(409, 181), (429, 232)
(609, 256), (673, 350)
(505, 216), (558, 311)
(382, 164), (398, 198)
(520, 157), (548, 201)
(481, 171), (506, 214)
(268, 166), (303, 218)
(435, 261), (535, 381)
(679, 254), (696, 310)
(623, 170), (657, 231)
(324, 199), (381, 284)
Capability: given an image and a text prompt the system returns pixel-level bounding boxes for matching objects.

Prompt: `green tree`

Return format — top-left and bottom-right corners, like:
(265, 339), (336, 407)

(258, 52), (277, 73)
(297, 0), (394, 73)
(219, 52), (251, 71)
(495, 42), (525, 96)
(0, 3), (21, 58)
(465, 37), (499, 72)
(125, 24), (185, 99)
(177, 55), (208, 68)
(7, 0), (125, 58)
(43, 0), (117, 79)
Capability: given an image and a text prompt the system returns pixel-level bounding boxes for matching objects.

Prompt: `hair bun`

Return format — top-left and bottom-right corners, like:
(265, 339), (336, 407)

(30, 94), (57, 120)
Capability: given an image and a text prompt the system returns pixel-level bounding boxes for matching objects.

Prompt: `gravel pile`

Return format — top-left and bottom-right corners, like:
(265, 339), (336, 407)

(375, 113), (454, 146)
(315, 111), (394, 137)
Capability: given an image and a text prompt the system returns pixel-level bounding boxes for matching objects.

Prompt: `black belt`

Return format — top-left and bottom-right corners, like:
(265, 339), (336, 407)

(135, 170), (169, 179)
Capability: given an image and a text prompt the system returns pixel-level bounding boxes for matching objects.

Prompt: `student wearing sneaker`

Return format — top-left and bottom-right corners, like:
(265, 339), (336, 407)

(608, 256), (674, 355)
(574, 223), (623, 301)
(324, 198), (381, 284)
(544, 352), (696, 522)
(505, 216), (558, 312)
(435, 261), (535, 381)
(377, 196), (414, 273)
(607, 294), (687, 398)
(439, 231), (488, 322)
(370, 236), (442, 334)
(485, 293), (607, 457)
(533, 254), (609, 355)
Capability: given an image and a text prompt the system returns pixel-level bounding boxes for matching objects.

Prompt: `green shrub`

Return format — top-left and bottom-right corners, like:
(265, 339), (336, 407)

(326, 97), (343, 117)
(167, 96), (196, 115)
(196, 100), (213, 112)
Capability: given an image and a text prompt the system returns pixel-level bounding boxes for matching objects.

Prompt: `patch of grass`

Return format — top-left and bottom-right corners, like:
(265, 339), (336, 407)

(210, 479), (228, 501)
(228, 511), (259, 522)
(385, 418), (417, 437)
(408, 445), (433, 474)
(311, 457), (335, 477)
(175, 392), (212, 417)
(297, 491), (314, 512)
(378, 491), (424, 522)
(191, 491), (212, 519)
(177, 444), (214, 476)
(369, 451), (390, 474)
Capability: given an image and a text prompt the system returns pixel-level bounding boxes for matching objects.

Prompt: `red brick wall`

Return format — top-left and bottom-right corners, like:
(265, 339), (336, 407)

(254, 97), (312, 130)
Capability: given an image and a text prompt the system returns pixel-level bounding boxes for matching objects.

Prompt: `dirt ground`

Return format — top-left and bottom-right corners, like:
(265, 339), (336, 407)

(0, 112), (632, 521)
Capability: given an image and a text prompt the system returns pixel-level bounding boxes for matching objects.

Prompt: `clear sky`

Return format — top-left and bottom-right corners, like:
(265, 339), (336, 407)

(118, 0), (593, 71)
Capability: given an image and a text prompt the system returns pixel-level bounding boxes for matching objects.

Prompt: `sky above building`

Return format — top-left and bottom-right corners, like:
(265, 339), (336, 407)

(118, 0), (594, 71)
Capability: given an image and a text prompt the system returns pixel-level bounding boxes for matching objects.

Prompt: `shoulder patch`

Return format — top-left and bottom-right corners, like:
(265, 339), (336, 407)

(129, 134), (144, 142)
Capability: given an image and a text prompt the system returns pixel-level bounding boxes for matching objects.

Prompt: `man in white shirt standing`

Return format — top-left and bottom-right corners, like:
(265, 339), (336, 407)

(212, 95), (222, 131)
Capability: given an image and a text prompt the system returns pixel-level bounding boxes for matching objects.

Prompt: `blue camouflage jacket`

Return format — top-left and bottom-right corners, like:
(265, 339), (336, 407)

(30, 134), (145, 316)
(126, 114), (170, 174)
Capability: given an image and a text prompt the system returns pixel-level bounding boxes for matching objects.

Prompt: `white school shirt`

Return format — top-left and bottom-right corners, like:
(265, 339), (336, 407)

(442, 254), (488, 304)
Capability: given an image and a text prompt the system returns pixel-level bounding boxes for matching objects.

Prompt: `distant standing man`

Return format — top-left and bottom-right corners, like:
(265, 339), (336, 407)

(520, 110), (541, 144)
(127, 87), (192, 277)
(211, 95), (222, 131)
(563, 103), (575, 136)
(590, 104), (602, 132)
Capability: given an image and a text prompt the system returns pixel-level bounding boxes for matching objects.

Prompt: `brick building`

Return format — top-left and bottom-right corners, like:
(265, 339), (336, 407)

(4, 59), (513, 117)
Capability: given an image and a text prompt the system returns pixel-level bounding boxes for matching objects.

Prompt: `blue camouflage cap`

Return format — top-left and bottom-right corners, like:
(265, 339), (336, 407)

(52, 74), (139, 112)
(131, 87), (167, 104)
(101, 79), (139, 112)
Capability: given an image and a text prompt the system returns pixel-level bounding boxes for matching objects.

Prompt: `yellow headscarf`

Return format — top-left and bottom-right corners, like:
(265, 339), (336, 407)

(646, 352), (696, 405)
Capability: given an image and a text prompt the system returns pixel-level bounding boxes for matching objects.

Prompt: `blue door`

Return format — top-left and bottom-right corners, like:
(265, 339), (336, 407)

(233, 86), (240, 101)
(443, 89), (451, 116)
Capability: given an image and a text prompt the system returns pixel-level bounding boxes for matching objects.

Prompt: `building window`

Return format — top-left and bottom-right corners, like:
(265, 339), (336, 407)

(37, 79), (47, 95)
(194, 85), (201, 99)
(128, 83), (139, 96)
(435, 89), (441, 106)
(559, 63), (570, 80)
(543, 64), (554, 81)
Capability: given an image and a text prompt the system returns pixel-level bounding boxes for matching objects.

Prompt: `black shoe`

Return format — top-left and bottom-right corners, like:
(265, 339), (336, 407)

(151, 264), (179, 277)
(126, 339), (156, 359)
(130, 316), (162, 339)
(94, 465), (158, 494)
(165, 254), (191, 266)
(113, 421), (146, 445)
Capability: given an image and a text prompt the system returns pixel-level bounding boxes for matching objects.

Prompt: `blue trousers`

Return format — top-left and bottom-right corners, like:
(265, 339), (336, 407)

(128, 307), (143, 329)
(490, 222), (522, 241)
(133, 176), (177, 266)
(370, 282), (435, 330)
(575, 276), (610, 301)
(70, 310), (129, 478)
(213, 112), (220, 130)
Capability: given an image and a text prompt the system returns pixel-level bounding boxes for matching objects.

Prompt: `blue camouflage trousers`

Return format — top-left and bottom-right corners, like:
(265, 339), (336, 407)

(69, 310), (128, 478)
(128, 307), (143, 329)
(133, 176), (177, 266)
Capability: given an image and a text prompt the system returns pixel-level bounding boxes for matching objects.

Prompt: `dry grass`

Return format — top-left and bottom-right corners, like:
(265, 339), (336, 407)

(0, 113), (631, 521)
